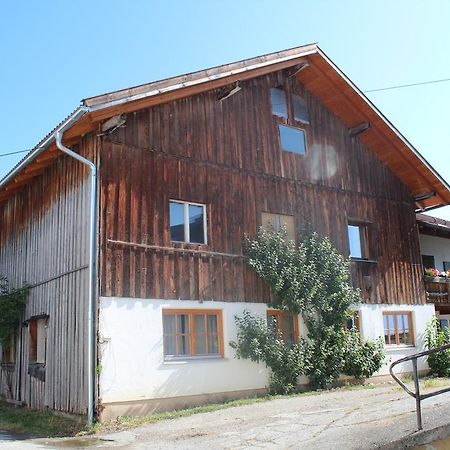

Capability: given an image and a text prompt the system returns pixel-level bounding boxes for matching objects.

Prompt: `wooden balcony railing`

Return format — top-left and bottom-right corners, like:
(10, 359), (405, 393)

(424, 276), (450, 304)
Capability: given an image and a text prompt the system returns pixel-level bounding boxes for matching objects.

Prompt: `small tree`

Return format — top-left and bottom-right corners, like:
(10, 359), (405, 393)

(236, 228), (384, 390)
(425, 317), (450, 377)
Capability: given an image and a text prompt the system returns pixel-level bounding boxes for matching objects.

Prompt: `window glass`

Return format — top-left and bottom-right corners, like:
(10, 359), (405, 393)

(348, 225), (363, 259)
(261, 212), (295, 242)
(293, 94), (309, 123)
(440, 319), (449, 329)
(163, 310), (222, 358)
(383, 312), (413, 345)
(189, 204), (205, 244)
(444, 262), (450, 271)
(422, 255), (436, 269)
(170, 201), (185, 242)
(29, 318), (47, 364)
(270, 88), (288, 118)
(278, 125), (306, 154)
(267, 310), (298, 347)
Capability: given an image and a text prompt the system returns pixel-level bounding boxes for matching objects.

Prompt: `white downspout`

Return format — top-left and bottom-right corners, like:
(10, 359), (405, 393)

(54, 114), (97, 428)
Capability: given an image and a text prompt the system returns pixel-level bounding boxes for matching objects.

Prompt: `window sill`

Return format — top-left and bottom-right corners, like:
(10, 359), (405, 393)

(385, 344), (416, 351)
(163, 355), (224, 364)
(350, 258), (378, 264)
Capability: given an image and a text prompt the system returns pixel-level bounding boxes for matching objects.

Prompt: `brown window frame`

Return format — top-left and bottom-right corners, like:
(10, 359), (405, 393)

(261, 212), (296, 242)
(162, 309), (224, 360)
(347, 220), (370, 260)
(270, 85), (310, 155)
(267, 309), (299, 345)
(383, 311), (415, 346)
(343, 311), (361, 332)
(1, 336), (16, 364)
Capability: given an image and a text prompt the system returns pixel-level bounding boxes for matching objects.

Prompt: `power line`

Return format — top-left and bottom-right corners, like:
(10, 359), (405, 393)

(364, 77), (450, 93)
(0, 149), (30, 158)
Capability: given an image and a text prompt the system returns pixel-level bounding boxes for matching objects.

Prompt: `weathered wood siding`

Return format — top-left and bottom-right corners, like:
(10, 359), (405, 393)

(0, 137), (96, 414)
(99, 70), (425, 305)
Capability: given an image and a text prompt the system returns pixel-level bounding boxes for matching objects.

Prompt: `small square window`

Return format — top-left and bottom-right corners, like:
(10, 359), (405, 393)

(169, 200), (207, 244)
(270, 88), (288, 118)
(344, 311), (360, 332)
(261, 212), (295, 242)
(278, 125), (306, 155)
(293, 94), (309, 124)
(422, 255), (436, 269)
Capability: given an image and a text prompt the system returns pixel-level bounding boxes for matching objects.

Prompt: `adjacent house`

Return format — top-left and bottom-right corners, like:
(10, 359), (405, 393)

(418, 213), (450, 325)
(1, 44), (450, 421)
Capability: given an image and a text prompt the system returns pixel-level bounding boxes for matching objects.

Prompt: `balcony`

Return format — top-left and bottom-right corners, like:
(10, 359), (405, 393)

(424, 276), (450, 304)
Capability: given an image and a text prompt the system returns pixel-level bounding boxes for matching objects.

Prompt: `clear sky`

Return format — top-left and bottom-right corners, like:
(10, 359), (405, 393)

(1, 0), (449, 218)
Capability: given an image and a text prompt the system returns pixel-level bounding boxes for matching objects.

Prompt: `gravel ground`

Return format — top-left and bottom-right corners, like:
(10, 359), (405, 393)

(3, 384), (450, 449)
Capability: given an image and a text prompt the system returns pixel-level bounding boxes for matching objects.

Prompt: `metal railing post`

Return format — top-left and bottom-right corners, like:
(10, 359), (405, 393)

(412, 359), (422, 430)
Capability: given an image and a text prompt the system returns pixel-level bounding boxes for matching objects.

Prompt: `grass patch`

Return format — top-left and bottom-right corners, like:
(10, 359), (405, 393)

(0, 400), (87, 438)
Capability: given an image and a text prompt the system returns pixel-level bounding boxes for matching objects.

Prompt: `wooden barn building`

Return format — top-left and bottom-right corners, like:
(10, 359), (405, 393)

(1, 44), (450, 421)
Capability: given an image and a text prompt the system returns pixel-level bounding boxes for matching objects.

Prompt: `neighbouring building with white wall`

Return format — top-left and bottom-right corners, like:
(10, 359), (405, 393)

(1, 44), (450, 421)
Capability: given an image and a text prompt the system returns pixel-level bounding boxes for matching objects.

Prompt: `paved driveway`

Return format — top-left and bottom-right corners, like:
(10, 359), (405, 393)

(2, 384), (450, 449)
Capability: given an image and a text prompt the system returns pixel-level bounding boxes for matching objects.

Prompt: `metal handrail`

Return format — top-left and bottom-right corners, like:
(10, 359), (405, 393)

(389, 342), (450, 430)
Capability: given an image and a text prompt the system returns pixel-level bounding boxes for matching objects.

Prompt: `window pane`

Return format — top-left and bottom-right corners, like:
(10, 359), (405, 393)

(261, 212), (278, 233)
(348, 225), (362, 258)
(270, 88), (287, 118)
(189, 204), (205, 244)
(279, 125), (306, 155)
(440, 319), (449, 329)
(293, 94), (309, 123)
(267, 314), (278, 337)
(194, 335), (207, 355)
(177, 314), (189, 334)
(208, 334), (219, 354)
(283, 315), (295, 345)
(164, 335), (176, 355)
(279, 214), (295, 242)
(177, 335), (191, 356)
(170, 202), (185, 242)
(422, 255), (435, 268)
(194, 315), (206, 334)
(163, 315), (176, 334)
(207, 315), (218, 334)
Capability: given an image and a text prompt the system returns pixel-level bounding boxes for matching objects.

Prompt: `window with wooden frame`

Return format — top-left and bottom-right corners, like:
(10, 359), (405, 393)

(383, 311), (414, 346)
(169, 200), (207, 244)
(267, 310), (299, 346)
(344, 311), (360, 332)
(29, 317), (48, 365)
(261, 212), (295, 242)
(347, 221), (369, 260)
(270, 86), (309, 155)
(162, 309), (223, 359)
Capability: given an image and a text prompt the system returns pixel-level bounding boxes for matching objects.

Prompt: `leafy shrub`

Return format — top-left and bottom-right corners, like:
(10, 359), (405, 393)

(342, 329), (385, 379)
(238, 228), (385, 390)
(425, 317), (450, 377)
(230, 310), (306, 394)
(0, 276), (29, 349)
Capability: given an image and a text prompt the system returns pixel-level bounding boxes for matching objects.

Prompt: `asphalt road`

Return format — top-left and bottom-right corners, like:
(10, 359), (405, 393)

(2, 384), (450, 449)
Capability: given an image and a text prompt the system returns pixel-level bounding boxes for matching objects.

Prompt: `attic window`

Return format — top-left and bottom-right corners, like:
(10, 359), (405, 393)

(270, 88), (288, 118)
(278, 125), (306, 155)
(293, 94), (309, 123)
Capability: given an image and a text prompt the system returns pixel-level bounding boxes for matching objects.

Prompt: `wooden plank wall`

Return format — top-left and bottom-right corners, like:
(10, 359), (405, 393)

(0, 136), (96, 414)
(99, 70), (425, 305)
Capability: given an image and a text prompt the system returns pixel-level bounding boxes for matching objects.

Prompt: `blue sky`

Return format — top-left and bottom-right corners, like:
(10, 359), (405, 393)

(1, 0), (450, 218)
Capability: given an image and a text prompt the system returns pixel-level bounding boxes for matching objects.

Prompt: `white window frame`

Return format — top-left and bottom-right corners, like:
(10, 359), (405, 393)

(170, 199), (208, 244)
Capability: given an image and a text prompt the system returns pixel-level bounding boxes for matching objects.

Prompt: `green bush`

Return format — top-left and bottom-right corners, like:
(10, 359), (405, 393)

(342, 329), (385, 379)
(237, 228), (385, 390)
(230, 310), (306, 394)
(425, 317), (450, 377)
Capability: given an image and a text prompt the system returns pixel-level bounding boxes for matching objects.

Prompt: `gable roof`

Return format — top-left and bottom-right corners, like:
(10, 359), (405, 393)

(1, 43), (449, 210)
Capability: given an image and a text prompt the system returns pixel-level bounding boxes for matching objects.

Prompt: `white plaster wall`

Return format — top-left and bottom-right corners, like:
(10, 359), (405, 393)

(99, 298), (278, 403)
(99, 298), (435, 404)
(358, 303), (436, 374)
(419, 234), (450, 271)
